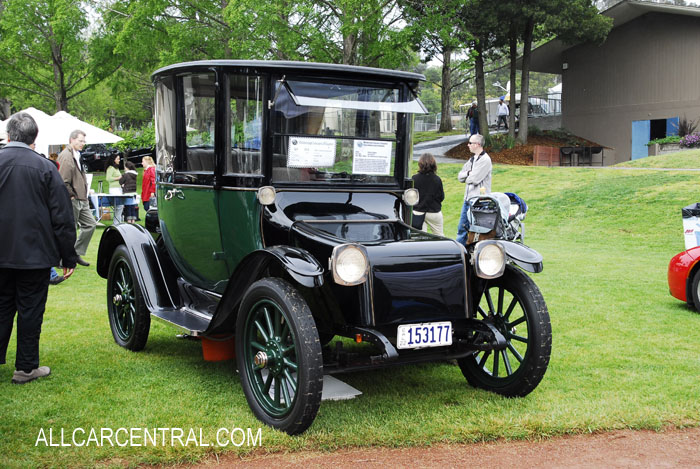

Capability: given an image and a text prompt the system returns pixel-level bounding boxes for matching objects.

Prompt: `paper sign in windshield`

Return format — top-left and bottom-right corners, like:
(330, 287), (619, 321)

(352, 140), (392, 175)
(287, 137), (336, 168)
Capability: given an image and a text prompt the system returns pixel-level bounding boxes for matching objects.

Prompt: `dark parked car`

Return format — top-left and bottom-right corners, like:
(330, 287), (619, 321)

(124, 146), (155, 168)
(96, 60), (552, 435)
(81, 143), (120, 172)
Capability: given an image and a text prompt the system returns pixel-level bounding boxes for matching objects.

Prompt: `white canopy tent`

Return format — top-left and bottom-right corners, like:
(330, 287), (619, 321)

(0, 107), (122, 157)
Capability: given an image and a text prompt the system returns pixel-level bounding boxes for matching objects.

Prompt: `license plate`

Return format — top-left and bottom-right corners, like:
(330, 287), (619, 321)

(396, 321), (452, 349)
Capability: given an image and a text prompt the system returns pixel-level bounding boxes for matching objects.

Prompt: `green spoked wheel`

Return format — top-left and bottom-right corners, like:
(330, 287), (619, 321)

(107, 245), (150, 351)
(458, 265), (551, 397)
(236, 278), (323, 435)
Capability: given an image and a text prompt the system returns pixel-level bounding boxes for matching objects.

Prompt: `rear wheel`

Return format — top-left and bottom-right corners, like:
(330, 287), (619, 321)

(458, 265), (551, 397)
(236, 278), (323, 435)
(107, 245), (150, 350)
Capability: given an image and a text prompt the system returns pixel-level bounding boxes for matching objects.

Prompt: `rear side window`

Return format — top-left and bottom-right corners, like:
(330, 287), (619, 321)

(155, 76), (176, 180)
(225, 74), (263, 175)
(182, 73), (216, 173)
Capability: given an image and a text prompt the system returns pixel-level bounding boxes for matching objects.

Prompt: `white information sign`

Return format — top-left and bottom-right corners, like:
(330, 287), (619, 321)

(287, 137), (336, 168)
(352, 140), (392, 175)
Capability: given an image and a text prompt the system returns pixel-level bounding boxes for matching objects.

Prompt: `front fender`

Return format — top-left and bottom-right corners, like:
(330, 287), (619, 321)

(96, 224), (177, 311)
(500, 240), (543, 273)
(205, 246), (324, 334)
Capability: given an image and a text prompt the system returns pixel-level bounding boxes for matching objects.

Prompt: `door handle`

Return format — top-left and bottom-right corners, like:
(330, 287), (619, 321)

(164, 188), (185, 201)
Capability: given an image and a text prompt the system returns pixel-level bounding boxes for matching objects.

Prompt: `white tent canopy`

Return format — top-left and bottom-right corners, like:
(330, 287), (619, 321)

(0, 107), (123, 157)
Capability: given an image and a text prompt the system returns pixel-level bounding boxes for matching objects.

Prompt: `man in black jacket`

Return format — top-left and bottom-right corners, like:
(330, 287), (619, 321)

(0, 112), (78, 384)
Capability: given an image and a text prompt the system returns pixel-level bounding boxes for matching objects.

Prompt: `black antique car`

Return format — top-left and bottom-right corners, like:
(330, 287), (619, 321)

(96, 60), (551, 435)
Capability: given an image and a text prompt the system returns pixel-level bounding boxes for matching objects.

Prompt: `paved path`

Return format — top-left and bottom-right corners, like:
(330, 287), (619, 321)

(413, 135), (468, 164)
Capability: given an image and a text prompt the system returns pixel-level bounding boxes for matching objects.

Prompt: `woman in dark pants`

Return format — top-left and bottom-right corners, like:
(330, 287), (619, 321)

(411, 153), (445, 235)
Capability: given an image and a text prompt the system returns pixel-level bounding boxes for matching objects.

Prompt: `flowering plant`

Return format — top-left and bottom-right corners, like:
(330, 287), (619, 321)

(680, 133), (700, 148)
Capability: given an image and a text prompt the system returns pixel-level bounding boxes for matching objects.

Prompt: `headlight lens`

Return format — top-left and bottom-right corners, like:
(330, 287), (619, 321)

(403, 188), (419, 206)
(474, 241), (506, 279)
(331, 244), (369, 286)
(257, 186), (276, 205)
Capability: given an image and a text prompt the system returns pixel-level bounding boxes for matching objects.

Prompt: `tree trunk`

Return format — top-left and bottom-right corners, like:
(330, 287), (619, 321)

(222, 0), (232, 59)
(474, 39), (488, 138)
(518, 18), (534, 145)
(438, 45), (453, 133)
(508, 23), (518, 139)
(0, 97), (11, 120)
(50, 39), (68, 112)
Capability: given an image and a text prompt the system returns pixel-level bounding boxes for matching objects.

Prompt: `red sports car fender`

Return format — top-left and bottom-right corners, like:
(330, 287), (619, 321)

(668, 246), (700, 302)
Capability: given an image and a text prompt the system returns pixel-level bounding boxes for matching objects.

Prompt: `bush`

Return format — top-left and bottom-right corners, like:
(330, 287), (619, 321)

(112, 123), (155, 152)
(485, 133), (516, 153)
(680, 133), (700, 148)
(646, 135), (681, 146)
(528, 124), (543, 136)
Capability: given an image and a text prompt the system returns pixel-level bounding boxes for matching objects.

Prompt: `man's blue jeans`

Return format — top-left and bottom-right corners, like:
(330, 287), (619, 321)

(470, 119), (479, 136)
(456, 200), (471, 246)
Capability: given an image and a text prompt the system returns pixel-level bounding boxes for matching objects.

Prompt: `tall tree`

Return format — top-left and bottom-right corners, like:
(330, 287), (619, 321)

(0, 0), (120, 112)
(225, 0), (415, 68)
(401, 0), (472, 132)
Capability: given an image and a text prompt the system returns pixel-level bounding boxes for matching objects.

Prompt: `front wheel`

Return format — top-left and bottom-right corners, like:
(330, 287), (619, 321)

(236, 278), (323, 435)
(458, 265), (551, 397)
(107, 245), (150, 350)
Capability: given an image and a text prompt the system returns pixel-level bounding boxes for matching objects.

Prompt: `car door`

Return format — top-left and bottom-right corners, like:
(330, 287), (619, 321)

(157, 72), (230, 293)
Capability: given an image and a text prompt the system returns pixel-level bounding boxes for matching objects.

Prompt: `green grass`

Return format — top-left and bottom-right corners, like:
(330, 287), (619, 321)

(614, 148), (700, 168)
(3, 163), (700, 467)
(413, 129), (465, 144)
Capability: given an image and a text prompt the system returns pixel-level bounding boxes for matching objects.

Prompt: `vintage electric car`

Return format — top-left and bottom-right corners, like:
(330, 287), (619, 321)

(96, 60), (551, 435)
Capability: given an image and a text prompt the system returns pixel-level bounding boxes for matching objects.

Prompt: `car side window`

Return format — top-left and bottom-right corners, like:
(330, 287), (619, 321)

(225, 74), (263, 175)
(155, 76), (176, 182)
(183, 73), (216, 173)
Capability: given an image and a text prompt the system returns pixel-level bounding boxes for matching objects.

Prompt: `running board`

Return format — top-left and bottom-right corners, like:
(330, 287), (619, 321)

(151, 307), (212, 335)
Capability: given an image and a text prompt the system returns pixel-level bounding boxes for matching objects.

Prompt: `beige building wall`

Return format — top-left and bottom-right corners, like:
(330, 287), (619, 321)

(561, 12), (700, 164)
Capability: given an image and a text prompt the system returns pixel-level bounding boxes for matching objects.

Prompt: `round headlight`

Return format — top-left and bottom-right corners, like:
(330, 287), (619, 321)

(476, 242), (506, 278)
(257, 186), (276, 206)
(403, 188), (419, 206)
(332, 244), (368, 286)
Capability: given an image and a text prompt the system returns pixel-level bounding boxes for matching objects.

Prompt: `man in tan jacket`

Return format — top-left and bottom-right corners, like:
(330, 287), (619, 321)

(57, 130), (94, 266)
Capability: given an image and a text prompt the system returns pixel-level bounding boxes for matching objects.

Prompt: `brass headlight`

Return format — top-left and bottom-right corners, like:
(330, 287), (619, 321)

(257, 186), (276, 206)
(403, 188), (419, 206)
(330, 244), (369, 286)
(473, 241), (506, 279)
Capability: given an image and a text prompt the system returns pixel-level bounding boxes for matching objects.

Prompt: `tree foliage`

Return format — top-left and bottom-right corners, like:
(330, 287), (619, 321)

(0, 0), (120, 112)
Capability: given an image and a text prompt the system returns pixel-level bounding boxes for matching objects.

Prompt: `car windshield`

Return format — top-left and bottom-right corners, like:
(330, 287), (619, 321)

(270, 78), (424, 185)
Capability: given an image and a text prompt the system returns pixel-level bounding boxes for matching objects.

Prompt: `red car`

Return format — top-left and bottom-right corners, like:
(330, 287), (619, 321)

(668, 246), (700, 310)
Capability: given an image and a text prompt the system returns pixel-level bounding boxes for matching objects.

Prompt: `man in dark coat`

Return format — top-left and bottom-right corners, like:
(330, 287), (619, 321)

(0, 112), (78, 384)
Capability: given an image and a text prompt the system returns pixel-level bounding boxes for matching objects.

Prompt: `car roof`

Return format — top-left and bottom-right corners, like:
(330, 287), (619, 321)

(152, 60), (425, 83)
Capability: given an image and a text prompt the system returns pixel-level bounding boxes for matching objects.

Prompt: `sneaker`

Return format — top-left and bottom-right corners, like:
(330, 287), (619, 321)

(49, 275), (65, 286)
(12, 366), (51, 384)
(76, 256), (90, 267)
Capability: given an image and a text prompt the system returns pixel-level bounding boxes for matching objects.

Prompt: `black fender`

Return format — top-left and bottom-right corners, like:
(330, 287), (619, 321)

(205, 246), (324, 335)
(96, 224), (178, 311)
(500, 240), (543, 273)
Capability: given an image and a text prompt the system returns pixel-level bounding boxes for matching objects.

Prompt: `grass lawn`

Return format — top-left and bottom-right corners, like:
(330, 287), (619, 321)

(2, 156), (700, 467)
(413, 129), (465, 144)
(614, 148), (700, 168)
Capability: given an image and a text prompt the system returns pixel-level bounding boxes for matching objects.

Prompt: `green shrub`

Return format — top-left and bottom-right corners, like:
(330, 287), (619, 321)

(528, 124), (543, 136)
(485, 133), (516, 152)
(113, 123), (156, 152)
(646, 135), (681, 146)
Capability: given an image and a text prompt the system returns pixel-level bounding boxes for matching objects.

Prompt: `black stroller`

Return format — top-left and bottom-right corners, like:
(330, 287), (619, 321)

(467, 192), (528, 243)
